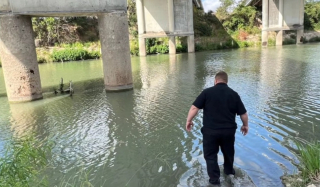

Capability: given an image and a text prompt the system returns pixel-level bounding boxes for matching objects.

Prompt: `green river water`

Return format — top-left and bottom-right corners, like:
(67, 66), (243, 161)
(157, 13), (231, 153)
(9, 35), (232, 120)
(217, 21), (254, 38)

(0, 44), (320, 186)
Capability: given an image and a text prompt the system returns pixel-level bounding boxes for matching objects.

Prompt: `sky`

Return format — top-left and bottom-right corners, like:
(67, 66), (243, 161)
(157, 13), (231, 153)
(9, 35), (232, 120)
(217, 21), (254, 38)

(202, 0), (221, 12)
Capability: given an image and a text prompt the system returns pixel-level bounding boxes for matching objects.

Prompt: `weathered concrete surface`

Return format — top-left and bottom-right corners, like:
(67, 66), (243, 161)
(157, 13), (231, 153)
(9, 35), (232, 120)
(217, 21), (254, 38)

(0, 15), (43, 102)
(283, 0), (304, 27)
(0, 0), (127, 16)
(144, 0), (169, 33)
(98, 13), (133, 91)
(0, 0), (10, 12)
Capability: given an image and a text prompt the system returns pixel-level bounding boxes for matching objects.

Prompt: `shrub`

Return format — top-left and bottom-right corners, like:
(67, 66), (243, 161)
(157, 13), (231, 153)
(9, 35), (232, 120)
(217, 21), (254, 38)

(156, 45), (169, 54)
(51, 48), (99, 62)
(176, 44), (187, 53)
(268, 38), (276, 46)
(283, 38), (296, 45)
(149, 46), (157, 54)
(37, 56), (47, 64)
(308, 36), (320, 42)
(89, 50), (101, 59)
(130, 40), (139, 56)
(236, 41), (254, 48)
(36, 48), (52, 63)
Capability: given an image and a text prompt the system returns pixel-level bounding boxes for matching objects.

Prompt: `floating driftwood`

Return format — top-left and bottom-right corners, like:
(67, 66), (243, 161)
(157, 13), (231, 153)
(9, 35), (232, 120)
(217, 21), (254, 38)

(54, 78), (74, 96)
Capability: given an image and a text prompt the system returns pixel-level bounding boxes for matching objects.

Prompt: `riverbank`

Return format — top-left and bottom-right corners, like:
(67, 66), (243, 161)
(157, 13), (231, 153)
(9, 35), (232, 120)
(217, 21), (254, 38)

(281, 141), (320, 187)
(27, 30), (320, 64)
(0, 30), (319, 66)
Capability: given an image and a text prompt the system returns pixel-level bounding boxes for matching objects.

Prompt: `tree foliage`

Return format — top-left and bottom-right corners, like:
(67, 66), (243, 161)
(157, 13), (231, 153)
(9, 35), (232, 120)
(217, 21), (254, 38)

(194, 8), (223, 37)
(128, 0), (138, 38)
(32, 17), (99, 46)
(304, 2), (320, 30)
(215, 0), (235, 20)
(222, 5), (258, 33)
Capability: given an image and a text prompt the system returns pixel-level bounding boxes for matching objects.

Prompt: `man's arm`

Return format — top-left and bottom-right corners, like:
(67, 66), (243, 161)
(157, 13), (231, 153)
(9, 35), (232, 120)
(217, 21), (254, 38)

(186, 105), (200, 132)
(240, 112), (249, 136)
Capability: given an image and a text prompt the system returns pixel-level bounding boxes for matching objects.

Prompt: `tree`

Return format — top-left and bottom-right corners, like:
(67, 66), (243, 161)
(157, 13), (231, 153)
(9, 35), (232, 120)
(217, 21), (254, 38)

(215, 0), (235, 20)
(128, 0), (138, 38)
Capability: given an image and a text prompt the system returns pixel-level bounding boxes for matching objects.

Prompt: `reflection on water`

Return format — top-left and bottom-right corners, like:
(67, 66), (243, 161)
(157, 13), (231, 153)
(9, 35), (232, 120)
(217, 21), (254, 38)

(0, 44), (320, 186)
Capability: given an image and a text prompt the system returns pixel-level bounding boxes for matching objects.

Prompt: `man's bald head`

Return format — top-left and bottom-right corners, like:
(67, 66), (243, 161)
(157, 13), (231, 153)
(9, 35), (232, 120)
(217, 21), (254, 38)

(215, 71), (228, 84)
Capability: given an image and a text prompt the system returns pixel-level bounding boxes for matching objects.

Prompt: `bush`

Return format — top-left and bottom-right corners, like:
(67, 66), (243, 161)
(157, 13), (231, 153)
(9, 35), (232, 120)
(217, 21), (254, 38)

(268, 38), (276, 46)
(156, 45), (169, 54)
(130, 40), (139, 56)
(176, 44), (187, 53)
(283, 38), (296, 45)
(51, 48), (99, 62)
(308, 36), (320, 42)
(236, 40), (255, 48)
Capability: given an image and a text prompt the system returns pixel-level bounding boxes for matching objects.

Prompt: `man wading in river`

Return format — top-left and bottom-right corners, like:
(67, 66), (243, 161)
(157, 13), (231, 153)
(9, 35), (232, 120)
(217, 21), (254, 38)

(186, 71), (249, 186)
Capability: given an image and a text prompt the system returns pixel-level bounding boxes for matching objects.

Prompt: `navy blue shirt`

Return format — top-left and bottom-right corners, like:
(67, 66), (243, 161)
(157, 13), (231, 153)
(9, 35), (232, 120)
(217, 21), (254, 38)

(193, 83), (247, 130)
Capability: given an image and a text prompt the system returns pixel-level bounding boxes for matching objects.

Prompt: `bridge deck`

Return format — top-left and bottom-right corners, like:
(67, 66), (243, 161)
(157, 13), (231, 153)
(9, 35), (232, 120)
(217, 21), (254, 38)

(0, 0), (126, 16)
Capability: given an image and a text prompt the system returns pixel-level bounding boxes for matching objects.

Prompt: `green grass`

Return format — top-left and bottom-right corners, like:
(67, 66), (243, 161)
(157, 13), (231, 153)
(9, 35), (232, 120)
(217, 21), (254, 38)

(0, 135), (52, 187)
(57, 168), (94, 187)
(0, 135), (96, 187)
(296, 141), (320, 183)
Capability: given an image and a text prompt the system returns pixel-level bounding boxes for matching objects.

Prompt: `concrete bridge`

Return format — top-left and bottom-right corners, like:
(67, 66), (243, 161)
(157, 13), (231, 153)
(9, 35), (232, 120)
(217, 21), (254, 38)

(0, 0), (196, 102)
(246, 0), (304, 46)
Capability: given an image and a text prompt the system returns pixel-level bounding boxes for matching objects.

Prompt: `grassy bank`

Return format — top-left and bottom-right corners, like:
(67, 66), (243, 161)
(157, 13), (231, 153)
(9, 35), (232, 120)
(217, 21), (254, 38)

(0, 136), (51, 187)
(297, 141), (320, 182)
(36, 42), (101, 63)
(282, 141), (320, 187)
(0, 135), (94, 187)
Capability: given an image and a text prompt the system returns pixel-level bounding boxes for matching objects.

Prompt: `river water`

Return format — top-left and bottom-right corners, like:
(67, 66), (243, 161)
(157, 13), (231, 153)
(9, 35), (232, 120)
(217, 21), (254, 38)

(0, 44), (320, 187)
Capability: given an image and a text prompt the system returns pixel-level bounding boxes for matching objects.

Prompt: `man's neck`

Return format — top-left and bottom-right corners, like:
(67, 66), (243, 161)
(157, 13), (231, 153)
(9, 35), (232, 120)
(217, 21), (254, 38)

(216, 81), (227, 85)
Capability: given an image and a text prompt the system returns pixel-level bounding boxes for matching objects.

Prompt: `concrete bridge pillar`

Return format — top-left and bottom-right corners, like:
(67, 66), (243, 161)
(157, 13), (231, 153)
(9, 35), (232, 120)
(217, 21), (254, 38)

(0, 15), (43, 102)
(169, 36), (176, 55)
(276, 31), (283, 46)
(297, 30), (303, 44)
(188, 35), (195, 53)
(136, 0), (147, 56)
(262, 0), (269, 47)
(98, 13), (133, 91)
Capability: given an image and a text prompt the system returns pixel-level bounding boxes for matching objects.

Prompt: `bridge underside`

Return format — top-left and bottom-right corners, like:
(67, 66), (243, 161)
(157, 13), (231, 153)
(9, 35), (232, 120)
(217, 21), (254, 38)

(0, 0), (133, 102)
(247, 0), (304, 46)
(136, 0), (195, 56)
